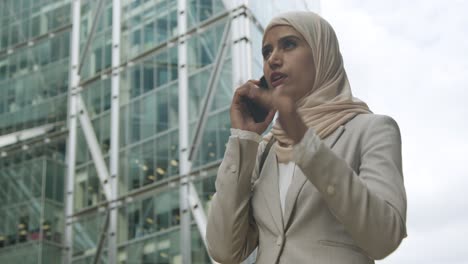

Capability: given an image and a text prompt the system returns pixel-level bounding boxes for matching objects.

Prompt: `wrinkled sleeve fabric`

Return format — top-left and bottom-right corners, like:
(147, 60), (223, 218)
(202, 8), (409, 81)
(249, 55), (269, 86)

(292, 115), (407, 260)
(206, 130), (263, 263)
(230, 128), (263, 143)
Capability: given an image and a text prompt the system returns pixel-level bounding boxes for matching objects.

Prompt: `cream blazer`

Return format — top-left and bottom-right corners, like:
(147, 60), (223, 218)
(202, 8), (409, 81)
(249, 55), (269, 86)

(206, 114), (407, 264)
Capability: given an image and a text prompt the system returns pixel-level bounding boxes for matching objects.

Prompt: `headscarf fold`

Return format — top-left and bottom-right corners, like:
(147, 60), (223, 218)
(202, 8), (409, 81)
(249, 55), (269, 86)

(262, 11), (372, 163)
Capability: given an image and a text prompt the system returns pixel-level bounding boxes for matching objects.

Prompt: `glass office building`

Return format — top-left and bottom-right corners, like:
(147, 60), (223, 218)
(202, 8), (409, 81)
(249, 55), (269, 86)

(0, 0), (318, 263)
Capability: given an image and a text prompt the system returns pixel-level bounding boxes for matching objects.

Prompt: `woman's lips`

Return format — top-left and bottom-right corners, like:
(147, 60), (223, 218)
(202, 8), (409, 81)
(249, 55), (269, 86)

(271, 76), (287, 87)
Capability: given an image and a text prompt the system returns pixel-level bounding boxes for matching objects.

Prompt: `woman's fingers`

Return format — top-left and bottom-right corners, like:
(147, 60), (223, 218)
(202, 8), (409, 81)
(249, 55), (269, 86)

(248, 86), (273, 110)
(259, 109), (276, 129)
(231, 80), (277, 133)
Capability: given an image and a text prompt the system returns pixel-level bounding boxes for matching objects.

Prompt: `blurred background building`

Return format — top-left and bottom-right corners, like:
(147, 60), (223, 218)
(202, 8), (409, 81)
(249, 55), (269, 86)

(0, 0), (318, 263)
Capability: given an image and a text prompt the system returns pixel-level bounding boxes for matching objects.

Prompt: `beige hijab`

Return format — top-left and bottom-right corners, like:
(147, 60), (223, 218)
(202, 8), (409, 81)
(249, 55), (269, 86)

(263, 11), (372, 163)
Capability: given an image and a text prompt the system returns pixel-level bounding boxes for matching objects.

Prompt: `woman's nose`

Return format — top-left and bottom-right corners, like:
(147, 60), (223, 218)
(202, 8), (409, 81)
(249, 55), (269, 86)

(268, 50), (282, 69)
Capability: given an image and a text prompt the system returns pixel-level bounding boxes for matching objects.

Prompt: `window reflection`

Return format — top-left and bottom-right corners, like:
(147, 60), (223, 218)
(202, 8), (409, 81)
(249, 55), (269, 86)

(120, 190), (180, 242)
(0, 153), (65, 250)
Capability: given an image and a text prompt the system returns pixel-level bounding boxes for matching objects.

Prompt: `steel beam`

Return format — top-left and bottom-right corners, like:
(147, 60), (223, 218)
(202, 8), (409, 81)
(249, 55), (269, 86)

(0, 124), (55, 149)
(63, 0), (81, 263)
(231, 5), (253, 89)
(177, 0), (192, 262)
(108, 0), (122, 263)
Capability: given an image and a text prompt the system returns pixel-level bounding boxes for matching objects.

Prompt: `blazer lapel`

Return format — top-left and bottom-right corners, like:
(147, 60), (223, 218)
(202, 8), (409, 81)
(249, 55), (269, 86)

(282, 126), (346, 230)
(258, 148), (284, 234)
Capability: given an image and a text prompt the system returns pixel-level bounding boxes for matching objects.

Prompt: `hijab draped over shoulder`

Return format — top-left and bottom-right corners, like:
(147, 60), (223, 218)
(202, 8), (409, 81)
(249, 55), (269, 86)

(263, 11), (372, 163)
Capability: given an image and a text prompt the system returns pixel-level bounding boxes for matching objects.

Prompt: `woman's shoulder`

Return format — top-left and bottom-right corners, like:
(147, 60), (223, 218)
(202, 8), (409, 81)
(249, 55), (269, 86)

(346, 113), (399, 130)
(343, 114), (401, 143)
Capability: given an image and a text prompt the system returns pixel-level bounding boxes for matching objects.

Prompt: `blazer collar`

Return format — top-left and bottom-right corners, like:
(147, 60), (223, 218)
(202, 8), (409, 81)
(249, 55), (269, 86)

(282, 125), (346, 231)
(258, 126), (346, 234)
(258, 147), (284, 233)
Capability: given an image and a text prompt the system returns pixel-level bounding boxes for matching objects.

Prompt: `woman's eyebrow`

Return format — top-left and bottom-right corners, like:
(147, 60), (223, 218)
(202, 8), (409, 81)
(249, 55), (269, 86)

(262, 35), (302, 49)
(278, 35), (302, 42)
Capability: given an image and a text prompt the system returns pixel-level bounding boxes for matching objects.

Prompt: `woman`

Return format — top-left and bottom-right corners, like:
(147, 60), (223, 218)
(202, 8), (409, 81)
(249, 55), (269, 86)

(206, 11), (407, 264)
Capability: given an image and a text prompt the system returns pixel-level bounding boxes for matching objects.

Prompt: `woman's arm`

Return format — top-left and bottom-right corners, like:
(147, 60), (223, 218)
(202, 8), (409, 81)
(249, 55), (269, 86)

(206, 79), (275, 263)
(294, 115), (407, 260)
(206, 134), (263, 263)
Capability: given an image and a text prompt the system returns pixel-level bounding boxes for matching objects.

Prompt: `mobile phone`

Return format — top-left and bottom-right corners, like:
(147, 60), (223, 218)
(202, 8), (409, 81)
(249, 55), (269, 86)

(244, 76), (269, 123)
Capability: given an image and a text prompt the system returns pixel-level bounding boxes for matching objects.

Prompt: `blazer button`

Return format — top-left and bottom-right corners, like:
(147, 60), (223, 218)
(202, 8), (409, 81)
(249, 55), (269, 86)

(327, 185), (335, 195)
(229, 164), (237, 173)
(276, 235), (284, 246)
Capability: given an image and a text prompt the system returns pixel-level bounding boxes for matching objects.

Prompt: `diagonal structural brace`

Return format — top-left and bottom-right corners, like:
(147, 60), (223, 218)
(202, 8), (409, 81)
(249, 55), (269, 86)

(76, 95), (112, 199)
(188, 19), (232, 162)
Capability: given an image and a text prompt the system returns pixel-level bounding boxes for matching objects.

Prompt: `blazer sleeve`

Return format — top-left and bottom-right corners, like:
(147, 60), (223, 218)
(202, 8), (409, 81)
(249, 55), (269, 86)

(294, 115), (407, 260)
(206, 136), (262, 263)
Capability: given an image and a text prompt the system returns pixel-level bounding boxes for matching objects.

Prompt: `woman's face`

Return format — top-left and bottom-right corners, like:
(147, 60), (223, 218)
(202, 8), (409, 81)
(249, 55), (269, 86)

(262, 25), (315, 102)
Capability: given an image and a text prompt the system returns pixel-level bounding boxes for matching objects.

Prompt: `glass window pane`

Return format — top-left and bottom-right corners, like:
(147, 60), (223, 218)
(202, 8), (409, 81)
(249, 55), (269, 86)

(119, 105), (128, 147)
(156, 15), (167, 44)
(94, 46), (102, 73)
(128, 145), (142, 191)
(155, 134), (169, 181)
(211, 58), (232, 111)
(141, 197), (155, 234)
(101, 113), (110, 153)
(188, 0), (197, 25)
(104, 43), (111, 69)
(132, 28), (141, 46)
(199, 0), (213, 21)
(218, 109), (231, 155)
(87, 165), (99, 207)
(141, 141), (155, 185)
(156, 88), (168, 132)
(169, 9), (177, 37)
(141, 93), (155, 140)
(202, 114), (217, 164)
(168, 83), (178, 129)
(130, 101), (141, 143)
(169, 130), (179, 176)
(131, 201), (143, 239)
(169, 46), (177, 81)
(156, 51), (168, 87)
(45, 161), (55, 200)
(118, 150), (127, 196)
(191, 225), (211, 263)
(188, 68), (209, 122)
(131, 66), (141, 98)
(144, 22), (154, 47)
(143, 59), (154, 93)
(51, 37), (60, 62)
(103, 79), (111, 111)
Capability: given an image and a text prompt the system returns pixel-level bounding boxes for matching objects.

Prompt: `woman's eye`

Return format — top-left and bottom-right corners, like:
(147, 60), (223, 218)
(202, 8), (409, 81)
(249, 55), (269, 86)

(284, 40), (297, 49)
(262, 49), (271, 59)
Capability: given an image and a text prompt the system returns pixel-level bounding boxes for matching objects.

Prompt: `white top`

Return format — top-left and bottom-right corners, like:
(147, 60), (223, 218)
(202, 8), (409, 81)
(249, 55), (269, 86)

(278, 162), (295, 215)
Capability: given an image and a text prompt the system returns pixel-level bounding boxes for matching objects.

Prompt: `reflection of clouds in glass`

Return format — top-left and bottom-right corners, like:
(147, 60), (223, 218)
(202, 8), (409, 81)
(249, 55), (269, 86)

(321, 1), (468, 263)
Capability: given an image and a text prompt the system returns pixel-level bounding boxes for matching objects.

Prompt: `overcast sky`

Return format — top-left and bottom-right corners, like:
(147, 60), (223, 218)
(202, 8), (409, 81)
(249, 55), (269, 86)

(318, 0), (468, 263)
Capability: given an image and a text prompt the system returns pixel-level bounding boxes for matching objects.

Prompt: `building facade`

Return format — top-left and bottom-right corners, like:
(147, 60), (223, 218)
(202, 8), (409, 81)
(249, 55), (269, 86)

(0, 0), (317, 263)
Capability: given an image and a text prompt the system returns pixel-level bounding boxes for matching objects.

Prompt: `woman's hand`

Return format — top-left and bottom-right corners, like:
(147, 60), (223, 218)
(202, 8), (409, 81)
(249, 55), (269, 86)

(230, 80), (276, 135)
(246, 82), (308, 144)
